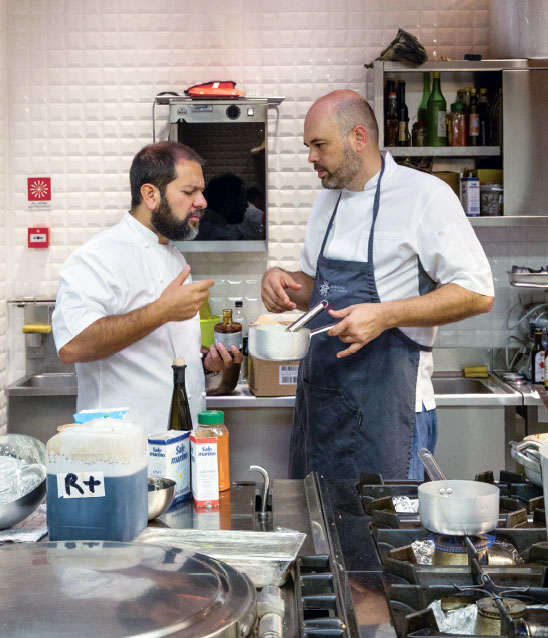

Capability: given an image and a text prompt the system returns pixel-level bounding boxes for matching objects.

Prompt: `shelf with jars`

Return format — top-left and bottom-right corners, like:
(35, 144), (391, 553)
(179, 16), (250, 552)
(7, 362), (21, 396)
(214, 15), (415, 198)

(372, 59), (548, 225)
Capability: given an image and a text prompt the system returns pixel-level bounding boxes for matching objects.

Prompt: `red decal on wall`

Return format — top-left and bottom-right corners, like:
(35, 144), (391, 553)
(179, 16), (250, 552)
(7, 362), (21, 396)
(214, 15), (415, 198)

(27, 177), (51, 201)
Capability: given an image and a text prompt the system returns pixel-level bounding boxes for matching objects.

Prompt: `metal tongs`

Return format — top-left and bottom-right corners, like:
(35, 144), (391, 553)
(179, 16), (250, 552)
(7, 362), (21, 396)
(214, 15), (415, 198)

(285, 300), (336, 336)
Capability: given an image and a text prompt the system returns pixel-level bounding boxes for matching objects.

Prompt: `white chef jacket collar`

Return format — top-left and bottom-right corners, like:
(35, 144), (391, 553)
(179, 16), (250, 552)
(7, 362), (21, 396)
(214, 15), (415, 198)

(122, 211), (172, 250)
(340, 150), (395, 197)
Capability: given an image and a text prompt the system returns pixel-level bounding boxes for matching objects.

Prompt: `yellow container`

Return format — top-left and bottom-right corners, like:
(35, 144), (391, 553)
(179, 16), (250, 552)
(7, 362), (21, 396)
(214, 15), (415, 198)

(200, 315), (221, 348)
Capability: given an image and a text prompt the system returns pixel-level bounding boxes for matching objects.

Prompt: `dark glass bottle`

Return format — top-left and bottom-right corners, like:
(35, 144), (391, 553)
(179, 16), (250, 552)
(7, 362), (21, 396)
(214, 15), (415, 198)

(396, 81), (410, 147)
(417, 72), (431, 123)
(478, 88), (490, 146)
(532, 329), (545, 384)
(468, 88), (479, 146)
(168, 358), (193, 431)
(384, 91), (399, 147)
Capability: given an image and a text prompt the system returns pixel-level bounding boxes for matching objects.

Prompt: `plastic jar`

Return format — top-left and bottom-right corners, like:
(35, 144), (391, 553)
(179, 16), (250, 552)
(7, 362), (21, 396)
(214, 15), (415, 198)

(447, 101), (467, 146)
(46, 418), (148, 541)
(197, 410), (230, 491)
(480, 184), (503, 216)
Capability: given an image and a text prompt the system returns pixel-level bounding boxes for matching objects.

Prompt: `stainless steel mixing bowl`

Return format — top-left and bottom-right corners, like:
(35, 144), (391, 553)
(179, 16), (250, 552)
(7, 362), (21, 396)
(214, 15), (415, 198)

(147, 477), (176, 520)
(0, 433), (46, 530)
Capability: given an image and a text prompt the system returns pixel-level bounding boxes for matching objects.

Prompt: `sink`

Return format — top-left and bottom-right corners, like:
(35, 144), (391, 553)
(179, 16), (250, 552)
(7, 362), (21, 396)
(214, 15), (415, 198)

(6, 373), (77, 396)
(432, 377), (495, 395)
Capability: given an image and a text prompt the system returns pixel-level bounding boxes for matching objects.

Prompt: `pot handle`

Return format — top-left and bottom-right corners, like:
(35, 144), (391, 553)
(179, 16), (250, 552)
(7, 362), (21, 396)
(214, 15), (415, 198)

(418, 448), (447, 481)
(286, 300), (328, 333)
(509, 441), (542, 472)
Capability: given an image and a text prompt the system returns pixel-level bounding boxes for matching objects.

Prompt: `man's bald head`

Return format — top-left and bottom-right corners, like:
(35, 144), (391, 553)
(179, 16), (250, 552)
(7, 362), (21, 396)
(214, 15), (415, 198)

(309, 90), (379, 147)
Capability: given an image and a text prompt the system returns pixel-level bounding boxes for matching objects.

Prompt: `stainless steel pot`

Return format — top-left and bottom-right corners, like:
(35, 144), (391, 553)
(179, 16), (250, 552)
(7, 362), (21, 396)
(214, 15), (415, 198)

(417, 448), (500, 535)
(248, 301), (336, 361)
(509, 437), (546, 487)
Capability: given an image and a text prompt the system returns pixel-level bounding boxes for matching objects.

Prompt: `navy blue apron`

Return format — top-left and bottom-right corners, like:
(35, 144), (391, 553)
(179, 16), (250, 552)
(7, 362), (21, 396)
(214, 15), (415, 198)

(290, 157), (432, 480)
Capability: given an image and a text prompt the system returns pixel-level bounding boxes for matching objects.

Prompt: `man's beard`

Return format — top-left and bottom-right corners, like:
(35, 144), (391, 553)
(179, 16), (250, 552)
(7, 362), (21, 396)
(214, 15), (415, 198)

(151, 196), (201, 241)
(316, 141), (361, 189)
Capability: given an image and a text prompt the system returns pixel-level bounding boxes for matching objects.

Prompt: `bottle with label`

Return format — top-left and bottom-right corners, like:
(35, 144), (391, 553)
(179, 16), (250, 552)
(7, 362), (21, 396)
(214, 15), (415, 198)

(532, 329), (545, 384)
(214, 308), (243, 352)
(234, 300), (248, 382)
(468, 88), (480, 146)
(426, 71), (447, 146)
(447, 102), (467, 147)
(417, 72), (431, 123)
(384, 91), (399, 147)
(478, 88), (490, 146)
(168, 358), (193, 431)
(197, 410), (230, 492)
(396, 80), (410, 147)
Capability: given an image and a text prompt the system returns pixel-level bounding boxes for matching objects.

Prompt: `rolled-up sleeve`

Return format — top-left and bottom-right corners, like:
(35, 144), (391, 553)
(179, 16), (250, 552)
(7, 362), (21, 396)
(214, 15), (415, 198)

(417, 185), (494, 297)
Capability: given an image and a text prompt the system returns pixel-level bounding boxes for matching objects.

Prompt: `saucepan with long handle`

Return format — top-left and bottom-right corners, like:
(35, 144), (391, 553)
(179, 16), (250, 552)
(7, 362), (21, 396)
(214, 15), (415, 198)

(417, 448), (500, 535)
(248, 300), (337, 361)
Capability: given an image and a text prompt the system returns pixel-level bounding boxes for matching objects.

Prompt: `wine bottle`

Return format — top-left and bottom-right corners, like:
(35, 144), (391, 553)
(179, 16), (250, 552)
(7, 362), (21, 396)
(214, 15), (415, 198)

(417, 72), (431, 123)
(396, 80), (410, 147)
(168, 358), (193, 431)
(233, 300), (248, 382)
(426, 72), (447, 146)
(468, 88), (479, 147)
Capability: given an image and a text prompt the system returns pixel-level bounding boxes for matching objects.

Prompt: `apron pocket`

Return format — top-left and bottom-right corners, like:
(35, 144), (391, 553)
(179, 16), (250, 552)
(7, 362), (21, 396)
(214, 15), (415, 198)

(300, 380), (362, 476)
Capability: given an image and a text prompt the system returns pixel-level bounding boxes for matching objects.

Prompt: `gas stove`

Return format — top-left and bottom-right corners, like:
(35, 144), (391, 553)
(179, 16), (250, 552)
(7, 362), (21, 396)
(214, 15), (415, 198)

(318, 470), (548, 638)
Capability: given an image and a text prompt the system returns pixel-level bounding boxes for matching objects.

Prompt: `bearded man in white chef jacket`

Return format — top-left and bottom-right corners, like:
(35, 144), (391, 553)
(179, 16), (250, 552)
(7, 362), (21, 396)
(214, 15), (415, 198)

(52, 141), (242, 436)
(261, 90), (495, 481)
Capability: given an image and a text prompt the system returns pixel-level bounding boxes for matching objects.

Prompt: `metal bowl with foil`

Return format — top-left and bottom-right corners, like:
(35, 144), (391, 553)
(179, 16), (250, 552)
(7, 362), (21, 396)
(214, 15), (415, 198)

(0, 433), (46, 530)
(509, 433), (548, 487)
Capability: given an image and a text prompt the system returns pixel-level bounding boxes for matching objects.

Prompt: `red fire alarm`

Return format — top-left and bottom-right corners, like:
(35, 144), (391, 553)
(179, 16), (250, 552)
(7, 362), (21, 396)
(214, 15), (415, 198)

(28, 227), (49, 248)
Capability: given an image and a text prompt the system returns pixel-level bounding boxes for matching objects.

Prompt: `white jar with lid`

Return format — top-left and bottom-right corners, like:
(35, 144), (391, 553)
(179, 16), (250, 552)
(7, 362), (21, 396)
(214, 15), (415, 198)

(46, 418), (148, 541)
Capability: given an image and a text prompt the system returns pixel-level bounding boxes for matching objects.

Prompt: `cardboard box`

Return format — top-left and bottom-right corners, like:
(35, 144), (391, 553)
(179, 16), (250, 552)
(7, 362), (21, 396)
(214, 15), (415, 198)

(433, 171), (460, 197)
(248, 356), (300, 397)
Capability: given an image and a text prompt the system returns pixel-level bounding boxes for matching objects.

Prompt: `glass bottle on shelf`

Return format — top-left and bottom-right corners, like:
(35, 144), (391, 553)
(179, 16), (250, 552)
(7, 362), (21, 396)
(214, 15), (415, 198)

(478, 88), (490, 146)
(490, 87), (503, 146)
(168, 358), (193, 431)
(214, 309), (243, 352)
(396, 80), (410, 147)
(233, 300), (248, 382)
(384, 91), (399, 147)
(426, 72), (447, 146)
(468, 88), (480, 146)
(417, 72), (431, 123)
(532, 329), (545, 384)
(447, 102), (467, 147)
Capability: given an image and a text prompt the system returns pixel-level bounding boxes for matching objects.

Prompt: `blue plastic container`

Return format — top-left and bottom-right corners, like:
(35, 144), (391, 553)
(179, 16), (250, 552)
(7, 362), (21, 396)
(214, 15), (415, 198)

(46, 419), (148, 541)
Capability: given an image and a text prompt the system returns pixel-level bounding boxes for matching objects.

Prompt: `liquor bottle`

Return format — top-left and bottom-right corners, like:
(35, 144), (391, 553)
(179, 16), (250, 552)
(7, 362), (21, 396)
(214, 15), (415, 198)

(426, 72), (447, 146)
(396, 81), (410, 147)
(478, 88), (490, 146)
(532, 329), (545, 384)
(214, 308), (243, 352)
(490, 87), (502, 146)
(468, 88), (480, 146)
(234, 300), (248, 382)
(417, 72), (431, 123)
(384, 91), (399, 147)
(168, 358), (193, 431)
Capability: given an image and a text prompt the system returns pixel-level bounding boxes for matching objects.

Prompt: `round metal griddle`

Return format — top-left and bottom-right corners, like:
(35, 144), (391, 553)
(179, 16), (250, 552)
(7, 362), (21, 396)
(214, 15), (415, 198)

(0, 541), (256, 637)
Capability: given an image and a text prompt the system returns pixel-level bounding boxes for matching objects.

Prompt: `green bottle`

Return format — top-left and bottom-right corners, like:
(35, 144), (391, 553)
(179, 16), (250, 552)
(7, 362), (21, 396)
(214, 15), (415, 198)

(426, 72), (447, 146)
(417, 72), (431, 123)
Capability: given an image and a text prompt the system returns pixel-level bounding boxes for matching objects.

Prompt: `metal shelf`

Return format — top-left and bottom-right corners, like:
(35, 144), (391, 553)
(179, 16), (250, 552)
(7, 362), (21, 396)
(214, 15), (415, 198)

(387, 146), (501, 157)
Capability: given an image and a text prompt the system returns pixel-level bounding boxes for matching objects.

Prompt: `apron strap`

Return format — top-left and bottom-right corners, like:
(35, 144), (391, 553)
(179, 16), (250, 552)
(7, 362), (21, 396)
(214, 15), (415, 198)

(367, 154), (386, 264)
(317, 193), (342, 274)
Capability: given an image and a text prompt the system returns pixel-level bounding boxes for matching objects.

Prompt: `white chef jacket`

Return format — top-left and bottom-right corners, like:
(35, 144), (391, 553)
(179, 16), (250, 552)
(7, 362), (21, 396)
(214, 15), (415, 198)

(52, 212), (204, 437)
(300, 151), (494, 412)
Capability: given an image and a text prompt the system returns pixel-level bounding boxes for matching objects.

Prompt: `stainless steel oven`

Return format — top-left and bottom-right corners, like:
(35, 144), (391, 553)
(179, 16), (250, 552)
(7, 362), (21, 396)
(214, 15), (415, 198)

(154, 95), (283, 252)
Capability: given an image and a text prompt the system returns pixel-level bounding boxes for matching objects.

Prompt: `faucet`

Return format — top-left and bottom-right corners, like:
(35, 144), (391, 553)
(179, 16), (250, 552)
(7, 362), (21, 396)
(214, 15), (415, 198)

(249, 465), (270, 522)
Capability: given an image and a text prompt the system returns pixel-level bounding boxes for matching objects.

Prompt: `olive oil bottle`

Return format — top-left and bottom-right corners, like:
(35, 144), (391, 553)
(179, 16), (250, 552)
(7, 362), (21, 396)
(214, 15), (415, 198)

(168, 358), (193, 431)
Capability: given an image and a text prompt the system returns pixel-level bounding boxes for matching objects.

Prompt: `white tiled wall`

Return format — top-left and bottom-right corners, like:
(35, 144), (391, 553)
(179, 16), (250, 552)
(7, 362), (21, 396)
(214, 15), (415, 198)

(0, 0), (8, 432)
(4, 0), (547, 426)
